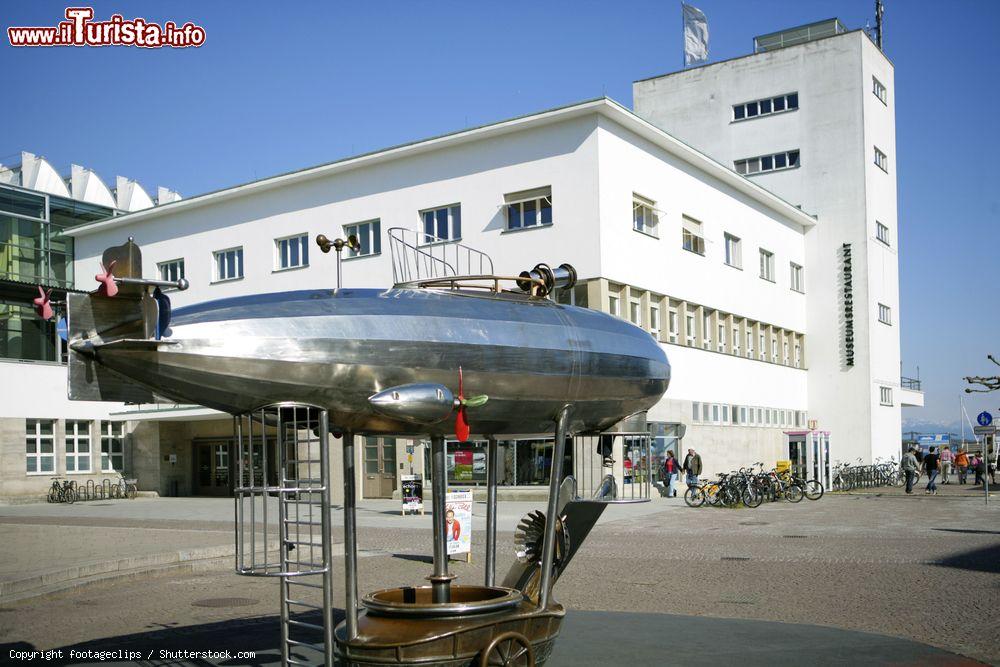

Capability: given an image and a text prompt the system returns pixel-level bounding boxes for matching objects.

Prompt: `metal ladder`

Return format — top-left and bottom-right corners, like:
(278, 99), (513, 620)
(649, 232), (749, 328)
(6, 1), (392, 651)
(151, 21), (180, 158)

(235, 404), (335, 667)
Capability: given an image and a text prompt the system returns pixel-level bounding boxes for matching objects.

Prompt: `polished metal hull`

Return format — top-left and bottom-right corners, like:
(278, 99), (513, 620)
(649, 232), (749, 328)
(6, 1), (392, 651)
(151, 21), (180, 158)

(76, 287), (670, 436)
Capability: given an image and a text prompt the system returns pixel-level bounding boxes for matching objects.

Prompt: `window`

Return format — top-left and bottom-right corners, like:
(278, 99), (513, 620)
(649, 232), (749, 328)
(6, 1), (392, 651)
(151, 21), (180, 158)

(344, 219), (381, 257)
(608, 295), (620, 317)
(872, 76), (887, 104)
(790, 263), (804, 292)
(649, 305), (660, 335)
(692, 402), (701, 422)
(213, 247), (243, 282)
(746, 330), (754, 359)
(735, 150), (799, 175)
(724, 233), (742, 269)
(874, 147), (889, 172)
(629, 299), (642, 326)
(702, 310), (711, 349)
(702, 403), (710, 422)
(748, 407), (756, 426)
(732, 324), (740, 356)
(876, 221), (890, 246)
(771, 336), (778, 363)
(421, 204), (461, 243)
(878, 303), (892, 325)
(759, 333), (766, 360)
(681, 216), (705, 255)
(712, 404), (720, 423)
(783, 341), (789, 365)
(717, 323), (726, 353)
(685, 314), (696, 346)
(26, 419), (55, 474)
(880, 386), (893, 406)
(722, 405), (730, 424)
(632, 194), (658, 237)
(275, 233), (309, 271)
(504, 187), (552, 230)
(65, 420), (91, 473)
(157, 259), (185, 285)
(740, 406), (747, 424)
(759, 249), (775, 282)
(733, 92), (799, 121)
(668, 309), (679, 344)
(101, 421), (125, 473)
(794, 342), (802, 368)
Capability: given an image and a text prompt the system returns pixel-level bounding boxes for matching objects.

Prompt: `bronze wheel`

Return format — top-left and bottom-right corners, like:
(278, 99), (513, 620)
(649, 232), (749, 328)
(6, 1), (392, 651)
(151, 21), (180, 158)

(480, 631), (534, 667)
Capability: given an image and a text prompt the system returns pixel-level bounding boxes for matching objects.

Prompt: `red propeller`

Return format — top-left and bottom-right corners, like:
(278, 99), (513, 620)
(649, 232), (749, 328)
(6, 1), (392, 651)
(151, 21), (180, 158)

(33, 286), (53, 320)
(454, 367), (488, 443)
(96, 260), (118, 297)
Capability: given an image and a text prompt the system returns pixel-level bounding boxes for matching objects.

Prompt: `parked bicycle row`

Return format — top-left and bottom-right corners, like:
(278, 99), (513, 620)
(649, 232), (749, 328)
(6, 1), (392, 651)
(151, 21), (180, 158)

(683, 463), (824, 508)
(47, 475), (138, 503)
(831, 458), (904, 491)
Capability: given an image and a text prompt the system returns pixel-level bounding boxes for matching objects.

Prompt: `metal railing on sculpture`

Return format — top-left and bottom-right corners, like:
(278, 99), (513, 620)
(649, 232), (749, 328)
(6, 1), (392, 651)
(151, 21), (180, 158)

(388, 227), (494, 286)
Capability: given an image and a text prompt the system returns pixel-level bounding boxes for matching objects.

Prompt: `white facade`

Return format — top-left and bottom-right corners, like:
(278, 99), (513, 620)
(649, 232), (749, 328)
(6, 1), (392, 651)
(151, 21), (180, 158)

(65, 99), (820, 489)
(634, 28), (919, 465)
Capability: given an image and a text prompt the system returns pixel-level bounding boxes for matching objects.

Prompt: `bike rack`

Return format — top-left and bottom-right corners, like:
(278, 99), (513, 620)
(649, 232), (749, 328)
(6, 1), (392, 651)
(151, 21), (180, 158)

(233, 404), (335, 667)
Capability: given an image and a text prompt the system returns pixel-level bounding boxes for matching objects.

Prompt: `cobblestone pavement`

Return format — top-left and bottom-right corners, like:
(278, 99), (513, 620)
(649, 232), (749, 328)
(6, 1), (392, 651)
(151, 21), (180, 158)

(1, 492), (997, 665)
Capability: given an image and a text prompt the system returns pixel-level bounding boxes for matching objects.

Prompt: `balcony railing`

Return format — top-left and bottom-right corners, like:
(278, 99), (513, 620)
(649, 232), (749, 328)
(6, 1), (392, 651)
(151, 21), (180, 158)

(901, 376), (922, 391)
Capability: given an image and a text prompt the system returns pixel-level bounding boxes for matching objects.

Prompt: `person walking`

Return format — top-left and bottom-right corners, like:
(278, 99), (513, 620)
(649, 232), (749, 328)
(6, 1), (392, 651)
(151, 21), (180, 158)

(989, 450), (997, 485)
(923, 446), (940, 495)
(662, 451), (681, 498)
(972, 454), (984, 486)
(939, 445), (954, 484)
(955, 448), (969, 484)
(683, 448), (702, 488)
(901, 446), (918, 494)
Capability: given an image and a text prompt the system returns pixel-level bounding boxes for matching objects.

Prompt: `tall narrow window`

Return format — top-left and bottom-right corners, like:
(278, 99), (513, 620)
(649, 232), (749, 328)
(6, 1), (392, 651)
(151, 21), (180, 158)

(717, 323), (726, 353)
(794, 342), (802, 368)
(101, 421), (125, 473)
(876, 221), (890, 246)
(878, 303), (892, 325)
(872, 76), (887, 104)
(874, 147), (889, 172)
(724, 233), (742, 269)
(880, 386), (893, 406)
(608, 295), (620, 317)
(702, 310), (712, 350)
(649, 305), (660, 336)
(65, 420), (91, 473)
(790, 263), (804, 292)
(759, 249), (775, 282)
(421, 204), (462, 243)
(682, 216), (705, 255)
(26, 419), (55, 474)
(275, 233), (309, 270)
(213, 247), (243, 282)
(668, 309), (679, 344)
(504, 187), (552, 230)
(685, 314), (696, 346)
(632, 194), (658, 237)
(746, 330), (754, 359)
(629, 299), (642, 326)
(344, 219), (381, 257)
(732, 324), (741, 356)
(157, 259), (185, 285)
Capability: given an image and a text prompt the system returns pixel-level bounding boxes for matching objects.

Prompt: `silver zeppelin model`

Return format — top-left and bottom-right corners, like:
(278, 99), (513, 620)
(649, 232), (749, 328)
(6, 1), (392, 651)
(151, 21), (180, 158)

(65, 235), (671, 438)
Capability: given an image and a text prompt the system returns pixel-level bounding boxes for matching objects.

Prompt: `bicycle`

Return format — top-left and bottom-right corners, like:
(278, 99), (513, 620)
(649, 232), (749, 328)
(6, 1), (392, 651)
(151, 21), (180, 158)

(47, 477), (77, 504)
(112, 471), (138, 499)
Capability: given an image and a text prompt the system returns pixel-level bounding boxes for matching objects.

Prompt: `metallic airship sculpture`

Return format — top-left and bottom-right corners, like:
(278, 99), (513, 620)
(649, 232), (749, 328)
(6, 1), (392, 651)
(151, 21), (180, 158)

(58, 228), (670, 666)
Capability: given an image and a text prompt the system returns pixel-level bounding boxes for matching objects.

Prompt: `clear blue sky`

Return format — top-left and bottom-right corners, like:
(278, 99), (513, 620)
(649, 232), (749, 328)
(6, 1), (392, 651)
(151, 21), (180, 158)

(2, 1), (998, 431)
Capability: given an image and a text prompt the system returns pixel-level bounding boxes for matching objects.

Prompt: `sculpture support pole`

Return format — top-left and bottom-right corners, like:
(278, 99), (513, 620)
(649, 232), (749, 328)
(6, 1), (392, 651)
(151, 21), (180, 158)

(538, 406), (571, 609)
(485, 437), (498, 586)
(429, 435), (453, 602)
(342, 431), (359, 639)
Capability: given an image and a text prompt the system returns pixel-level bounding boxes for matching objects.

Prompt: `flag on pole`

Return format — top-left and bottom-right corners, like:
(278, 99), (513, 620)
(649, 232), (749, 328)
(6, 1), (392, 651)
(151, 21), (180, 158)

(682, 3), (709, 66)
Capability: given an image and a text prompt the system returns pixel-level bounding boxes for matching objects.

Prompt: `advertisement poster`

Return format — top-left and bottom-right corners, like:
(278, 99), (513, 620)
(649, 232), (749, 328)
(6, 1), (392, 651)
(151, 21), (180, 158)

(401, 474), (423, 514)
(444, 489), (472, 556)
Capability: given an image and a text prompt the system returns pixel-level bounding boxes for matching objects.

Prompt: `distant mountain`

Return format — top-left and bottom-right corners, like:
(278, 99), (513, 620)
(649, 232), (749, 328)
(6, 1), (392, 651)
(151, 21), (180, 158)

(901, 417), (967, 436)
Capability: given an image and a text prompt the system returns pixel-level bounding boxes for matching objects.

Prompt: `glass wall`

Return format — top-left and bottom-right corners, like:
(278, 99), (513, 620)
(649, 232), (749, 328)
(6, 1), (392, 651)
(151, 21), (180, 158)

(439, 438), (573, 487)
(0, 184), (114, 362)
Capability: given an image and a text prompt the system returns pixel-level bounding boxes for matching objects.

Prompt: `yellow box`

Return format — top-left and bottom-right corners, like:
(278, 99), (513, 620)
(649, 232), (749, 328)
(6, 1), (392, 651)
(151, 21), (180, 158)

(775, 460), (791, 473)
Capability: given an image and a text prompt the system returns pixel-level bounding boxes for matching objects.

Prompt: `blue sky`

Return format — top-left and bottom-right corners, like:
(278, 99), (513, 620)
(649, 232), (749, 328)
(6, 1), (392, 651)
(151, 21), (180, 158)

(2, 0), (998, 431)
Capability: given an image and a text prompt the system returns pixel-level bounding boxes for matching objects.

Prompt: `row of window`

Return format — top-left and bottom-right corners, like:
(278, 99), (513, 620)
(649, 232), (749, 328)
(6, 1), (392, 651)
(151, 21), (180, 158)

(692, 402), (808, 429)
(732, 92), (799, 121)
(601, 284), (806, 369)
(735, 149), (800, 175)
(156, 187), (554, 280)
(25, 419), (124, 475)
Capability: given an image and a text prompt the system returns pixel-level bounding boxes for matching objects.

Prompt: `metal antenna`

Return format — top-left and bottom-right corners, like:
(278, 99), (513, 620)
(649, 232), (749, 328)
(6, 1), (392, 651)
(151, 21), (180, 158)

(316, 233), (360, 290)
(875, 0), (885, 50)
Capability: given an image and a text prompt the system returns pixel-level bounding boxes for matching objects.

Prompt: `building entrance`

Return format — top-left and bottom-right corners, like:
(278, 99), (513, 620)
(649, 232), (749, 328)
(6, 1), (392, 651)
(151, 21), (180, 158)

(195, 441), (233, 496)
(786, 430), (831, 489)
(363, 436), (397, 498)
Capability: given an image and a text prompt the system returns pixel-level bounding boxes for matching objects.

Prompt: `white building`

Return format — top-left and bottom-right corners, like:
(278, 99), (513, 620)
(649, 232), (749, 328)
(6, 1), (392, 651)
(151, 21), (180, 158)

(65, 97), (830, 501)
(634, 19), (922, 466)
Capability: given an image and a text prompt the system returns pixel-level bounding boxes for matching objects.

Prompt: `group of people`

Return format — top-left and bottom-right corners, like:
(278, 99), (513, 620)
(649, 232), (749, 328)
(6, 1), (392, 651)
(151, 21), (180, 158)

(901, 444), (997, 494)
(660, 448), (702, 498)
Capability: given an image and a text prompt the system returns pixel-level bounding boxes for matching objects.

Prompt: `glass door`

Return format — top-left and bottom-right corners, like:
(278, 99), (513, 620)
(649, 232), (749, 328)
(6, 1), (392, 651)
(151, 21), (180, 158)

(362, 436), (398, 498)
(196, 442), (233, 496)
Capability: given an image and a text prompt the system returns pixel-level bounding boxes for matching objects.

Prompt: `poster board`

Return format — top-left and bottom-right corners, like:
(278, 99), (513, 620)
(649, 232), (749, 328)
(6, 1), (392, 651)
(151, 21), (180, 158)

(401, 474), (424, 515)
(445, 489), (472, 561)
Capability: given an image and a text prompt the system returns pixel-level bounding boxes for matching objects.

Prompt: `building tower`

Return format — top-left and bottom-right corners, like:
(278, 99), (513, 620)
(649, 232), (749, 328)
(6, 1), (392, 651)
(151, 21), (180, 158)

(633, 20), (921, 463)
